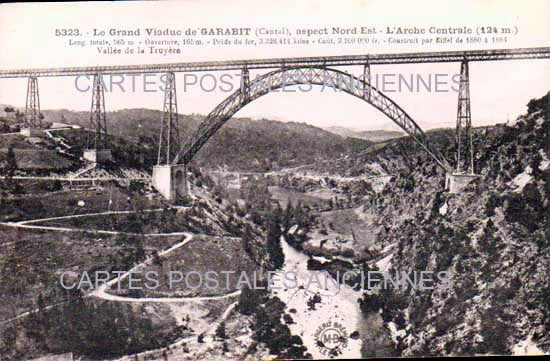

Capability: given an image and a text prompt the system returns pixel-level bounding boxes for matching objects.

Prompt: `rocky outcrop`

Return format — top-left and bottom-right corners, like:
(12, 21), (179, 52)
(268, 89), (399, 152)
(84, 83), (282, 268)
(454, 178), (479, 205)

(358, 94), (549, 356)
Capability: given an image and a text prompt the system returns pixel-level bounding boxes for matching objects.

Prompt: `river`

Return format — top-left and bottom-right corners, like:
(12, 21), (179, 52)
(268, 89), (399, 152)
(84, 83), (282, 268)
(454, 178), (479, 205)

(271, 238), (363, 358)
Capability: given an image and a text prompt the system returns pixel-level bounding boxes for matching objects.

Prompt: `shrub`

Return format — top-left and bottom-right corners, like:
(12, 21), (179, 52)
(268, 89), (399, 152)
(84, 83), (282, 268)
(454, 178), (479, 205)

(215, 321), (227, 340)
(306, 293), (322, 311)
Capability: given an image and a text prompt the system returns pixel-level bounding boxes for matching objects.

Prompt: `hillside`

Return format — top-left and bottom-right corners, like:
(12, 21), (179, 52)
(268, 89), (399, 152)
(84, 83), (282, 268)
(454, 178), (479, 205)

(38, 109), (372, 171)
(323, 126), (404, 142)
(325, 92), (550, 356)
(1, 93), (547, 359)
(0, 133), (78, 175)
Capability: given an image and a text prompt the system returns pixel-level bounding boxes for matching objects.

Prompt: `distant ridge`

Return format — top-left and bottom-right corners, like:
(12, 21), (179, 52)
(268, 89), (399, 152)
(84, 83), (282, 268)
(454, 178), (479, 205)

(323, 126), (404, 142)
(10, 107), (373, 172)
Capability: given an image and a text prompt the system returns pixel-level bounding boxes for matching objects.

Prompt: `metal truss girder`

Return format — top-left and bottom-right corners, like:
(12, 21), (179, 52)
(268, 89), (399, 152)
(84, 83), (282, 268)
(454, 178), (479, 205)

(172, 67), (452, 172)
(1, 47), (549, 78)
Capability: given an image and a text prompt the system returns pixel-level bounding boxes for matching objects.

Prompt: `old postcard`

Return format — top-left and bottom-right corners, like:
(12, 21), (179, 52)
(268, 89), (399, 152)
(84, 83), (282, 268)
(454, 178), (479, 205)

(0, 0), (548, 360)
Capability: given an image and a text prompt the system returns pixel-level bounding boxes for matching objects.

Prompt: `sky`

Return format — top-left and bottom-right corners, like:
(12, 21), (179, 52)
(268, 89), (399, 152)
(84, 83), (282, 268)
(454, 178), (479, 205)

(0, 0), (549, 132)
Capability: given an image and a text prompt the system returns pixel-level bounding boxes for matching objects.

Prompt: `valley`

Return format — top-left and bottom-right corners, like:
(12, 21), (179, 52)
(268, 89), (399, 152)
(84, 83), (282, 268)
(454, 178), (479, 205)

(0, 91), (548, 360)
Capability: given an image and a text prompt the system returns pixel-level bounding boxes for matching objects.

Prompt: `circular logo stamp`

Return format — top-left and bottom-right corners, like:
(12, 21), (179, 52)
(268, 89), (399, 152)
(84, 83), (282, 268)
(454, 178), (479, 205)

(314, 320), (349, 357)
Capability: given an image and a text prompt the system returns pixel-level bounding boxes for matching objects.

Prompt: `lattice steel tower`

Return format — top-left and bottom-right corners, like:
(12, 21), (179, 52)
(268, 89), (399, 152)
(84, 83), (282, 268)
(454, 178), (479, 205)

(88, 73), (108, 150)
(363, 62), (371, 100)
(240, 66), (250, 101)
(157, 72), (180, 165)
(25, 76), (41, 128)
(456, 59), (474, 174)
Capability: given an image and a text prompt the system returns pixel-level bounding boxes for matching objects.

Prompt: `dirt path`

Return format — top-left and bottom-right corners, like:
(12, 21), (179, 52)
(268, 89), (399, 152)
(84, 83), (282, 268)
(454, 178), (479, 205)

(16, 209), (164, 225)
(0, 300), (70, 325)
(0, 207), (245, 361)
(90, 232), (242, 303)
(0, 209), (192, 236)
(116, 301), (240, 361)
(1, 231), (241, 325)
(0, 175), (150, 181)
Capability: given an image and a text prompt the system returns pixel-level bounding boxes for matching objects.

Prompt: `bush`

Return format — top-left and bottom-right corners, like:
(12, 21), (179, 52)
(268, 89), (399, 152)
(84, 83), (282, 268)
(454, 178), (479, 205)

(485, 193), (501, 217)
(215, 321), (227, 340)
(238, 284), (267, 315)
(306, 293), (322, 311)
(359, 293), (384, 314)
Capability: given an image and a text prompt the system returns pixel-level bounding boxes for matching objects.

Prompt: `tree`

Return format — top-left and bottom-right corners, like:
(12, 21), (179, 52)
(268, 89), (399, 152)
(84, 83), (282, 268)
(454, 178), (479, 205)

(6, 145), (16, 175)
(238, 285), (265, 315)
(50, 179), (63, 192)
(485, 193), (501, 217)
(152, 250), (162, 266)
(37, 293), (45, 310)
(266, 214), (284, 269)
(1, 326), (16, 353)
(215, 321), (227, 340)
(197, 332), (205, 343)
(306, 294), (322, 311)
(283, 200), (294, 230)
(527, 92), (549, 114)
(5, 145), (17, 188)
(14, 110), (24, 123)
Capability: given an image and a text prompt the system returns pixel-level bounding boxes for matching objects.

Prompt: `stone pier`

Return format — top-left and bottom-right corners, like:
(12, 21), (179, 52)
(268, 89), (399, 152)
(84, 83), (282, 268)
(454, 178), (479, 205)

(152, 164), (188, 201)
(445, 173), (479, 193)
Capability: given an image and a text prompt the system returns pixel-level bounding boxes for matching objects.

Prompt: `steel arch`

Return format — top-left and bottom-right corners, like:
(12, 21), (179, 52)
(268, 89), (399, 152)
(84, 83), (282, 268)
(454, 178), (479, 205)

(172, 67), (452, 171)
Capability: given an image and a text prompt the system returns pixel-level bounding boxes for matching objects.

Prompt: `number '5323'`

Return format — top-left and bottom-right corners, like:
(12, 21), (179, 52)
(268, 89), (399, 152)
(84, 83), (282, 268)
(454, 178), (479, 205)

(55, 29), (80, 36)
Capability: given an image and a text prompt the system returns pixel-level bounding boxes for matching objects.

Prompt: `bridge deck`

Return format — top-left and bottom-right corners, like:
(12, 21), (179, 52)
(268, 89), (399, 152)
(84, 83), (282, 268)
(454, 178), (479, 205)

(1, 47), (549, 78)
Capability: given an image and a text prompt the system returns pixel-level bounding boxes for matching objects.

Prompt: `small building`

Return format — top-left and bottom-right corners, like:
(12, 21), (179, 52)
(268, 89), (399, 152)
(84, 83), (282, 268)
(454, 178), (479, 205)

(27, 353), (73, 361)
(26, 137), (47, 146)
